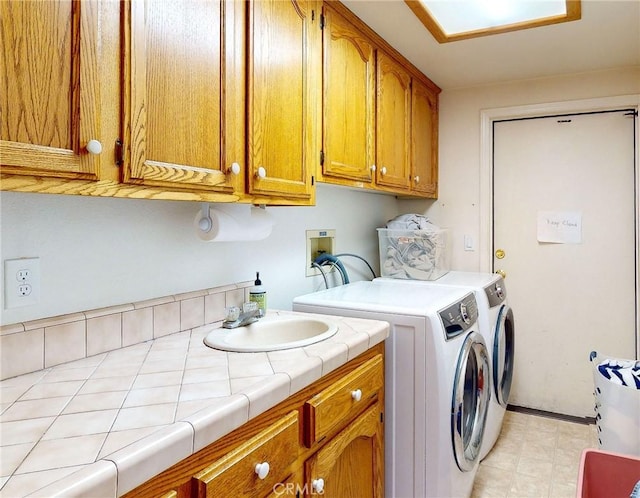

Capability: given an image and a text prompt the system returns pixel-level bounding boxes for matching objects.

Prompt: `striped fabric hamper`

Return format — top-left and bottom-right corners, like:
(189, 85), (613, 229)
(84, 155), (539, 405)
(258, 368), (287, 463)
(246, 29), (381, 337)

(590, 351), (640, 457)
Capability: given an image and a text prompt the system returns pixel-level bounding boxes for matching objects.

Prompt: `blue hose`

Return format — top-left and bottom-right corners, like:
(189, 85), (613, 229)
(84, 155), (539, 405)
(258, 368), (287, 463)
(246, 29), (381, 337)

(313, 253), (350, 284)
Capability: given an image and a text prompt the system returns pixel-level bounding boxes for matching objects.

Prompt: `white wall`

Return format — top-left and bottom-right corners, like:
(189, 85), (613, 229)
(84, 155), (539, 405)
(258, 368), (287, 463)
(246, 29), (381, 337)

(400, 66), (640, 270)
(0, 184), (408, 325)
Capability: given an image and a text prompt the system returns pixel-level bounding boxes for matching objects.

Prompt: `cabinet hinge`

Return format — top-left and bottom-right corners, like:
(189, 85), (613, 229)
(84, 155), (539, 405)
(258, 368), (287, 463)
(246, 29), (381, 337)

(319, 150), (324, 165)
(380, 411), (384, 423)
(320, 13), (325, 29)
(311, 175), (315, 186)
(115, 139), (124, 166)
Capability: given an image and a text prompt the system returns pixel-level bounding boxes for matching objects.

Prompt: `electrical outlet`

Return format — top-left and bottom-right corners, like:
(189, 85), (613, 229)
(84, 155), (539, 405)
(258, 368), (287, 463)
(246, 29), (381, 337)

(4, 257), (40, 309)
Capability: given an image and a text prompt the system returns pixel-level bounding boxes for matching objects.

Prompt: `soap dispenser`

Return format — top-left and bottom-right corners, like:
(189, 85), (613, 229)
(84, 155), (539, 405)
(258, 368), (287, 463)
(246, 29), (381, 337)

(249, 272), (267, 317)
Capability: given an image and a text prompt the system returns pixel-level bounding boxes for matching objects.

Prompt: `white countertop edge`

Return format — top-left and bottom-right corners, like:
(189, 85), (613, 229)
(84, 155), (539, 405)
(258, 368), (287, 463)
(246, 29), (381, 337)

(24, 460), (117, 498)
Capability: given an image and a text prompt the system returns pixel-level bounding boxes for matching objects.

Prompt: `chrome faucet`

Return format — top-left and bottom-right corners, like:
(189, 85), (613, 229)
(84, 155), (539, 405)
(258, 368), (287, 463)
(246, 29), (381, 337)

(223, 302), (262, 329)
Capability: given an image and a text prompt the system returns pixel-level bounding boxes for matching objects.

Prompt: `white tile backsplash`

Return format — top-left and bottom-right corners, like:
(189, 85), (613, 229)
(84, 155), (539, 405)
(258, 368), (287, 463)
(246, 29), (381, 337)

(0, 281), (253, 381)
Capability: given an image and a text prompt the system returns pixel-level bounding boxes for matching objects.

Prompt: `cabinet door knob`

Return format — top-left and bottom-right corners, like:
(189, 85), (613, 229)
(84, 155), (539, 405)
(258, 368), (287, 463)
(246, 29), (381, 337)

(380, 166), (387, 176)
(312, 478), (325, 493)
(414, 175), (420, 183)
(370, 164), (376, 172)
(229, 162), (241, 175)
(255, 462), (270, 480)
(257, 166), (267, 179)
(351, 389), (362, 402)
(86, 139), (102, 155)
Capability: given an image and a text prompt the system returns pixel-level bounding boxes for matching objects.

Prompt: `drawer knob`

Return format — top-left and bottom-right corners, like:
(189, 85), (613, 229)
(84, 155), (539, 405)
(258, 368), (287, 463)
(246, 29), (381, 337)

(312, 478), (325, 493)
(86, 139), (102, 155)
(351, 389), (362, 402)
(229, 162), (241, 175)
(255, 462), (270, 480)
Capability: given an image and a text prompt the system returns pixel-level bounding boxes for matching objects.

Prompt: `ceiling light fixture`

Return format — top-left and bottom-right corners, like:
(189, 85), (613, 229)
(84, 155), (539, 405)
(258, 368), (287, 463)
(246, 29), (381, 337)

(405, 0), (581, 43)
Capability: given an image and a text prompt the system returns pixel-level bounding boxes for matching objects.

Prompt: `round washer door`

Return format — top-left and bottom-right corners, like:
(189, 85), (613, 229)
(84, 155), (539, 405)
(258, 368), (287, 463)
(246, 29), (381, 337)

(451, 331), (491, 472)
(493, 305), (515, 407)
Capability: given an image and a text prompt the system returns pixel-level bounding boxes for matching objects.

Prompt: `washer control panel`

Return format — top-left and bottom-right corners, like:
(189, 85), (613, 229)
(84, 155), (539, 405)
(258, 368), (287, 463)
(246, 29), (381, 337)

(485, 277), (507, 307)
(439, 292), (478, 339)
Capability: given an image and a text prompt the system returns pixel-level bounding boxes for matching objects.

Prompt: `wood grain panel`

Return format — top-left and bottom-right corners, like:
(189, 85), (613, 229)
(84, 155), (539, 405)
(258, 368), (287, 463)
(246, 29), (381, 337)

(376, 51), (411, 190)
(124, 0), (238, 191)
(304, 354), (383, 447)
(322, 5), (375, 183)
(247, 0), (320, 199)
(193, 412), (299, 498)
(411, 78), (438, 197)
(305, 403), (383, 497)
(1, 0), (100, 179)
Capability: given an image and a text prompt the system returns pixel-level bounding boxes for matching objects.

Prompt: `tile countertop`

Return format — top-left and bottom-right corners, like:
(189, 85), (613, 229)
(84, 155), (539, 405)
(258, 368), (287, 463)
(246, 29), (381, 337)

(0, 310), (389, 498)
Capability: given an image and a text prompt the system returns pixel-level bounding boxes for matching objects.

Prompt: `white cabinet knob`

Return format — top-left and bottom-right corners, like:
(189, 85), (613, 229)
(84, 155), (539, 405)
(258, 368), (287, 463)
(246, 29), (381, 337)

(255, 462), (270, 480)
(312, 478), (325, 493)
(351, 389), (362, 402)
(229, 162), (241, 175)
(257, 166), (267, 179)
(414, 175), (420, 183)
(380, 166), (387, 175)
(370, 164), (376, 172)
(86, 139), (102, 155)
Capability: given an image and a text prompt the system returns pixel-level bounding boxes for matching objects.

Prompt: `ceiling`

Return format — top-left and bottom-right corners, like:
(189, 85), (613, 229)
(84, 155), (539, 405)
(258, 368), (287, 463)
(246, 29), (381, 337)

(340, 0), (640, 90)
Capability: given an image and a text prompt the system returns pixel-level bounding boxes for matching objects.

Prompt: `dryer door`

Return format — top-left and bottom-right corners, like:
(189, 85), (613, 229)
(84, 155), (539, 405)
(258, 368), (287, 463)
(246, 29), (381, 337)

(451, 332), (491, 471)
(494, 305), (515, 407)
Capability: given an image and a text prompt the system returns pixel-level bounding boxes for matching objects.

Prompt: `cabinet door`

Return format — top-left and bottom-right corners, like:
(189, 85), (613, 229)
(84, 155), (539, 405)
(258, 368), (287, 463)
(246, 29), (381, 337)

(247, 0), (321, 200)
(305, 404), (383, 498)
(322, 6), (375, 183)
(411, 79), (438, 197)
(376, 52), (411, 190)
(123, 0), (243, 192)
(1, 0), (100, 180)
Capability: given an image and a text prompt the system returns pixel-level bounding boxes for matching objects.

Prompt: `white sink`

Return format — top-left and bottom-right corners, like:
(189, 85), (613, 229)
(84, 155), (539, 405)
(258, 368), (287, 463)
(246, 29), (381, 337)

(203, 315), (338, 352)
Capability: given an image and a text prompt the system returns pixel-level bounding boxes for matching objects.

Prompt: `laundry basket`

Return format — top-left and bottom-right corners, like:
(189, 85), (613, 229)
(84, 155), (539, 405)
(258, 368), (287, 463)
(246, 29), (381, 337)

(590, 351), (640, 457)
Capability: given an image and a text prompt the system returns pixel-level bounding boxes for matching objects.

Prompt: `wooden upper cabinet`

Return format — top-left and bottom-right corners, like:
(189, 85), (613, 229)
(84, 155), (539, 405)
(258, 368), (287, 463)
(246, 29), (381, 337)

(247, 0), (321, 200)
(1, 0), (101, 180)
(376, 52), (411, 191)
(321, 5), (375, 184)
(122, 0), (243, 193)
(411, 78), (439, 197)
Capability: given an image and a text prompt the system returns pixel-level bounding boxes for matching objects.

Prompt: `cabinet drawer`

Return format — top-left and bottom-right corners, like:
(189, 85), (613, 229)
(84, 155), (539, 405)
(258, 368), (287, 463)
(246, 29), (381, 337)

(192, 411), (299, 497)
(304, 354), (383, 447)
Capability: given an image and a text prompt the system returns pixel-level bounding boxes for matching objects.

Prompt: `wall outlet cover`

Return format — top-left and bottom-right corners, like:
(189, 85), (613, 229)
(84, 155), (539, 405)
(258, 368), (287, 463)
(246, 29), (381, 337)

(4, 257), (40, 309)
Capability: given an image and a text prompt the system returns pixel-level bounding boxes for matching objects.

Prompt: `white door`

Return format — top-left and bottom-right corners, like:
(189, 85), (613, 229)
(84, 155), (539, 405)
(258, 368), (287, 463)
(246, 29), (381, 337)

(493, 110), (637, 418)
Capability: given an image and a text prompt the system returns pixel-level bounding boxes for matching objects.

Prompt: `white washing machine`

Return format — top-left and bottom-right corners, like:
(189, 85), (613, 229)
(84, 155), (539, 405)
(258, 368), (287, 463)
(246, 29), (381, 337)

(377, 272), (515, 460)
(293, 280), (490, 498)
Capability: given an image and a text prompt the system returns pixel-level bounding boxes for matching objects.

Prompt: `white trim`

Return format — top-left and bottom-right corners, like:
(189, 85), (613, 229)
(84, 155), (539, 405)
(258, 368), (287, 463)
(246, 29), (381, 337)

(479, 94), (640, 358)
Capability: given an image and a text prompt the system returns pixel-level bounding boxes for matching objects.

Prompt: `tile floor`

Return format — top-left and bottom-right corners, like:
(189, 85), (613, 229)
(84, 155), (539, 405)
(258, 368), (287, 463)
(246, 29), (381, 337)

(471, 410), (598, 498)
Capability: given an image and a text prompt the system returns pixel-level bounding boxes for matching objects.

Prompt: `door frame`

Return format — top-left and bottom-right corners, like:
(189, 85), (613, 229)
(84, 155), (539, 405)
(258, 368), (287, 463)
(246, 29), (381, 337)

(479, 94), (640, 357)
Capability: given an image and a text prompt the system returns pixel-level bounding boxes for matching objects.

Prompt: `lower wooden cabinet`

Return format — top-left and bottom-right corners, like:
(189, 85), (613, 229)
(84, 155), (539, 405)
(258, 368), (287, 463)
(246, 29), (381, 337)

(123, 343), (385, 498)
(304, 403), (383, 497)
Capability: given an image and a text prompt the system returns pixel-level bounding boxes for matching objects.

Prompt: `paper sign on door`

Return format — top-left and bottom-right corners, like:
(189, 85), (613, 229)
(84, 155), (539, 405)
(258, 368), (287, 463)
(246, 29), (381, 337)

(537, 211), (582, 244)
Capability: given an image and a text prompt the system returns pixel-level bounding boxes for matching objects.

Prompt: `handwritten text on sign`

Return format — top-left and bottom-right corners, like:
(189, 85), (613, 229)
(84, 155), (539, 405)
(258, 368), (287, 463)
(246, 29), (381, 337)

(537, 211), (582, 244)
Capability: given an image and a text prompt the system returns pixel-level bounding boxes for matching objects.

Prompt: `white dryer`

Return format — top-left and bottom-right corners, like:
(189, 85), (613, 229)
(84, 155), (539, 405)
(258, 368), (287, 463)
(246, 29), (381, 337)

(293, 280), (490, 498)
(377, 272), (515, 460)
